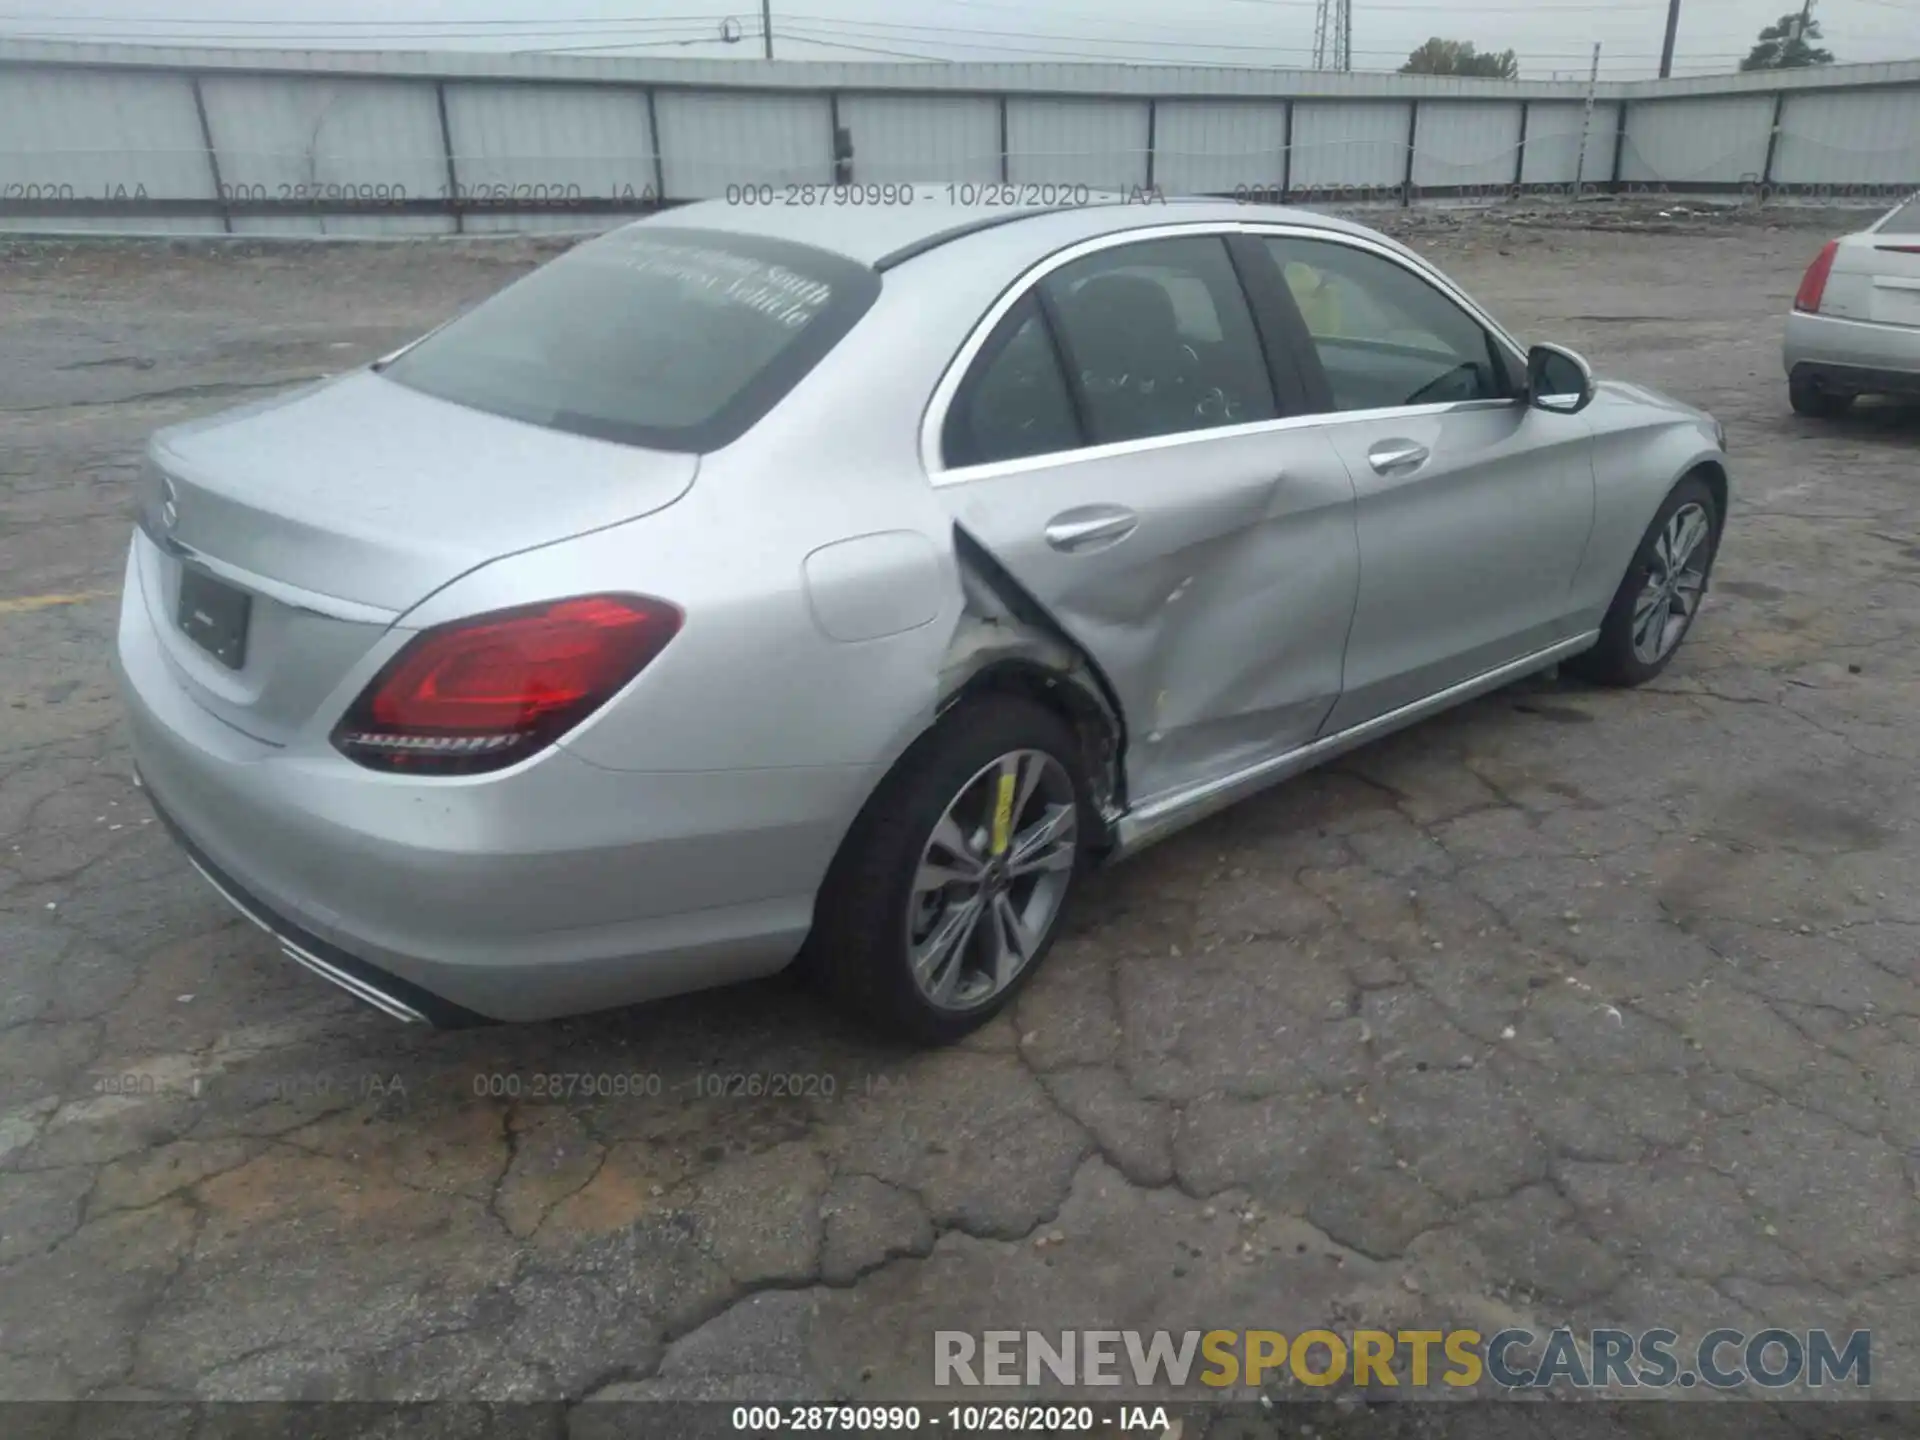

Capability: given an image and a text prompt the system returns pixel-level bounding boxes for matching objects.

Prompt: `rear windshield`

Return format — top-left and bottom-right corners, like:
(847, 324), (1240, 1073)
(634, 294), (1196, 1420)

(380, 226), (880, 451)
(1882, 197), (1920, 234)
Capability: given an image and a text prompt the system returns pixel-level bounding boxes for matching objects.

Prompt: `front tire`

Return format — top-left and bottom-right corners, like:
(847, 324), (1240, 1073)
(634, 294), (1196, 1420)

(1565, 473), (1721, 688)
(806, 695), (1094, 1045)
(1790, 372), (1854, 419)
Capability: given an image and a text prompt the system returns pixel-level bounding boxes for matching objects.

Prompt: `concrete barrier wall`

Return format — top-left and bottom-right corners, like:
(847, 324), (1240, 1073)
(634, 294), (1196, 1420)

(2, 39), (1916, 235)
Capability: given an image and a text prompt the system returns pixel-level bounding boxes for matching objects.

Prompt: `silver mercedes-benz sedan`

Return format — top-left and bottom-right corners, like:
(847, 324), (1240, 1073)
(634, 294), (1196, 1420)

(1784, 191), (1920, 415)
(116, 195), (1730, 1043)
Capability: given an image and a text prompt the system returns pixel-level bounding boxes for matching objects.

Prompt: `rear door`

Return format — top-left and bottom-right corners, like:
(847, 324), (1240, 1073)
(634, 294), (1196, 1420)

(928, 230), (1360, 809)
(1241, 229), (1596, 734)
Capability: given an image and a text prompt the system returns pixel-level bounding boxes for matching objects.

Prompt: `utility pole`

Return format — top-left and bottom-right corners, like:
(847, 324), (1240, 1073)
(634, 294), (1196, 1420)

(1574, 42), (1601, 193)
(762, 0), (774, 59)
(1658, 0), (1681, 77)
(1311, 0), (1351, 72)
(1791, 0), (1814, 45)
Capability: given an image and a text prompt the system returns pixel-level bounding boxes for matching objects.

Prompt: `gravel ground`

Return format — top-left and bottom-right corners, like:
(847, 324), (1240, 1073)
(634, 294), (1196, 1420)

(3, 200), (1920, 1421)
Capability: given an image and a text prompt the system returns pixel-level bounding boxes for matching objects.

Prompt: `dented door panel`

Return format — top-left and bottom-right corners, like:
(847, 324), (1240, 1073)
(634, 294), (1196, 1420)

(937, 426), (1360, 808)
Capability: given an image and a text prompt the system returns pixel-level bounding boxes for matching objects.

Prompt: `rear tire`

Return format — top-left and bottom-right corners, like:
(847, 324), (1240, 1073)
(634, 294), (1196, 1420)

(805, 695), (1094, 1046)
(1565, 473), (1721, 688)
(1790, 372), (1854, 419)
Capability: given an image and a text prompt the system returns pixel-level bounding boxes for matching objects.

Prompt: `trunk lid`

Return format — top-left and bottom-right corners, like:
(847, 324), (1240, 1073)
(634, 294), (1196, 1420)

(149, 370), (698, 612)
(1825, 231), (1920, 329)
(139, 369), (698, 746)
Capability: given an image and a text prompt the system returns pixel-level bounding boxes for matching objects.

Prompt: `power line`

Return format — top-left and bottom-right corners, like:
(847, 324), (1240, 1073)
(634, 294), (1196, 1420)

(776, 0), (1905, 69)
(773, 40), (1746, 70)
(0, 11), (1752, 61)
(758, 12), (1747, 57)
(0, 0), (1817, 16)
(7, 0), (1901, 27)
(1, 28), (749, 50)
(0, 22), (734, 43)
(1200, 0), (1879, 8)
(0, 10), (738, 26)
(773, 26), (951, 59)
(775, 12), (1339, 51)
(0, 23), (1769, 67)
(1, 4), (1885, 70)
(770, 27), (1687, 69)
(1004, 0), (1699, 11)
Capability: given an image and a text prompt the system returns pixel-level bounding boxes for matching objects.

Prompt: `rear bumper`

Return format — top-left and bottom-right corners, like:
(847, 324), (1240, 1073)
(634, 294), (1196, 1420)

(139, 782), (487, 1027)
(1784, 310), (1920, 392)
(114, 544), (878, 1023)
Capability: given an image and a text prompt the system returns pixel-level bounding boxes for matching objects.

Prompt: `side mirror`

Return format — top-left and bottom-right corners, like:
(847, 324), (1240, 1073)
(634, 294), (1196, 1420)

(1527, 343), (1595, 415)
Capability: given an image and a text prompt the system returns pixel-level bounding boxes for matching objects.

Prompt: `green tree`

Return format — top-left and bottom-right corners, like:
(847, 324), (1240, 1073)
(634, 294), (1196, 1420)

(1400, 38), (1520, 78)
(1739, 12), (1835, 70)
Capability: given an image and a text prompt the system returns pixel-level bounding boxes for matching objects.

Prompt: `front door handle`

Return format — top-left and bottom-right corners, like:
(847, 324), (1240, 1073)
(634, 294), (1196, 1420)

(1368, 440), (1430, 475)
(1045, 505), (1139, 553)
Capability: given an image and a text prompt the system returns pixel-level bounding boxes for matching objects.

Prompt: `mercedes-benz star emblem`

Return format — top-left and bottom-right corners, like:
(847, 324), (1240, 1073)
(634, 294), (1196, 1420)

(158, 476), (179, 534)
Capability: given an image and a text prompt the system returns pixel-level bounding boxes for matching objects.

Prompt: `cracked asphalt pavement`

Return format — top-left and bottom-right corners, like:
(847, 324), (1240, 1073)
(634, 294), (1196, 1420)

(2, 208), (1919, 1410)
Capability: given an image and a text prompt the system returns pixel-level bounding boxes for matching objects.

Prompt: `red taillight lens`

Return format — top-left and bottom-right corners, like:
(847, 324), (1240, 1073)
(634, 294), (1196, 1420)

(334, 594), (681, 774)
(1794, 240), (1840, 313)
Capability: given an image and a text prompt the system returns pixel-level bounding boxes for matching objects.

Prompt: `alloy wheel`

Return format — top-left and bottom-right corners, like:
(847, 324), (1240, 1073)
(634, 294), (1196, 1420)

(906, 749), (1078, 1011)
(1631, 502), (1713, 665)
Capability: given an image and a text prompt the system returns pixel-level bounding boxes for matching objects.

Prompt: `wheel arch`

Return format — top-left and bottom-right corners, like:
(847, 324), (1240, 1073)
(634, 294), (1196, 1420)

(935, 526), (1127, 852)
(945, 657), (1119, 830)
(1687, 456), (1729, 528)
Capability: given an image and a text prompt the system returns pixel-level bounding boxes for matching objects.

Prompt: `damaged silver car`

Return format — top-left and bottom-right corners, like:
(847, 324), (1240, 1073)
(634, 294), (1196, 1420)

(117, 196), (1730, 1042)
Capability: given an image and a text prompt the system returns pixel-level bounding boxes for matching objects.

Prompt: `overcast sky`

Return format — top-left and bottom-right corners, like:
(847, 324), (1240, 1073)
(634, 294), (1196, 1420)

(2, 0), (1913, 80)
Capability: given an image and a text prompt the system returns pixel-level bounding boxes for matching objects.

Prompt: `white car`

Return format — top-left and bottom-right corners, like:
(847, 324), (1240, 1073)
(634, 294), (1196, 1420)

(1784, 193), (1920, 416)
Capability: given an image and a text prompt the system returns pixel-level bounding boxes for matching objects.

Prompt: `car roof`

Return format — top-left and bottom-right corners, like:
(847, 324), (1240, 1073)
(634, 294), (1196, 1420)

(635, 189), (1394, 270)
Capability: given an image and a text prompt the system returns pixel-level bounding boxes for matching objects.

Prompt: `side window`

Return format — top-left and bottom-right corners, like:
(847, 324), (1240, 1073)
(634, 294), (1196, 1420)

(1881, 197), (1920, 234)
(1098, 266), (1224, 342)
(1041, 236), (1278, 445)
(1261, 236), (1513, 414)
(942, 295), (1083, 469)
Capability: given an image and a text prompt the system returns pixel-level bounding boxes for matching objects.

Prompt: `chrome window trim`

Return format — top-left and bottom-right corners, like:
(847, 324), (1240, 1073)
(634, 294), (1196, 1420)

(927, 398), (1516, 486)
(921, 219), (1530, 487)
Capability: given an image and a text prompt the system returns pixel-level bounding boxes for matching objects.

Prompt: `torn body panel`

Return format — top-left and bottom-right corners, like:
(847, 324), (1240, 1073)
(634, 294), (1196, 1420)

(938, 529), (1125, 842)
(934, 426), (1361, 810)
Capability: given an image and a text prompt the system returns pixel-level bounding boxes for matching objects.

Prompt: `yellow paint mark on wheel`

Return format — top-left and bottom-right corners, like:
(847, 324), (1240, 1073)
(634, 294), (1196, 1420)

(990, 771), (1017, 857)
(0, 589), (114, 617)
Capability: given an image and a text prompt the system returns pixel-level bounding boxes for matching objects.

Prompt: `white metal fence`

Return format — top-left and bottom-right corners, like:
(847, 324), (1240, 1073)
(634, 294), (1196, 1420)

(2, 38), (1917, 236)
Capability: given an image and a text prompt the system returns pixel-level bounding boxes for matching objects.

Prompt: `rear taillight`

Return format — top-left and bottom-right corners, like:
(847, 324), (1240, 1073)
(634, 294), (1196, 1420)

(333, 594), (681, 775)
(1794, 240), (1840, 313)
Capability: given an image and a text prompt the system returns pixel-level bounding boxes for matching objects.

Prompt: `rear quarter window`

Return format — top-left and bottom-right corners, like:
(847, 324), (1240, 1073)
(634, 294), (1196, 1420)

(1880, 197), (1920, 234)
(380, 226), (880, 452)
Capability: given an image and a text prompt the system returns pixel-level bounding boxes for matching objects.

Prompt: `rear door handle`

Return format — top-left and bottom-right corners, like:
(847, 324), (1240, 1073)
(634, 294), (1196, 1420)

(1045, 505), (1138, 553)
(1368, 440), (1430, 475)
